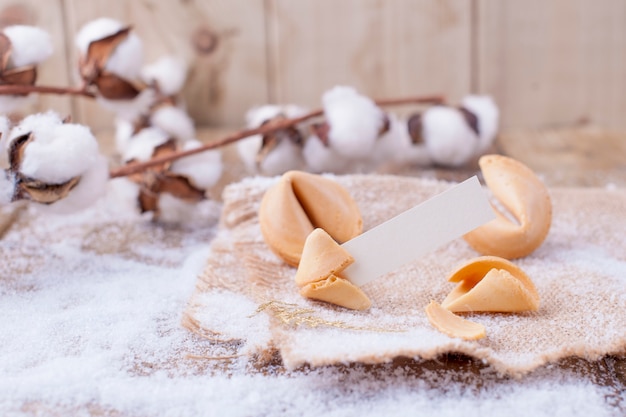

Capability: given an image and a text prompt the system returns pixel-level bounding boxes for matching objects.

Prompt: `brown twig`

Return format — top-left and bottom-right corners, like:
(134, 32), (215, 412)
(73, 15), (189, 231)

(0, 84), (95, 98)
(109, 94), (445, 178)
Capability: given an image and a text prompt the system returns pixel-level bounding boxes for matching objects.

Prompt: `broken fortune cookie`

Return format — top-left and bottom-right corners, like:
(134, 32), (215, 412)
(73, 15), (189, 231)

(426, 256), (539, 340)
(442, 256), (540, 313)
(296, 228), (371, 311)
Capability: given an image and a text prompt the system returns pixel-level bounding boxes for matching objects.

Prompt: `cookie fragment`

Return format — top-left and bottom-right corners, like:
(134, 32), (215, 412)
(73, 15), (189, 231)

(425, 301), (486, 340)
(442, 256), (540, 313)
(300, 275), (371, 311)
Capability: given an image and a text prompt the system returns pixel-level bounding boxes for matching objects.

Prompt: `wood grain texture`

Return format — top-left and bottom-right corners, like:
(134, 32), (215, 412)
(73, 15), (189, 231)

(477, 0), (626, 130)
(1, 0), (625, 131)
(266, 0), (472, 114)
(0, 0), (73, 118)
(63, 0), (268, 133)
(499, 128), (626, 187)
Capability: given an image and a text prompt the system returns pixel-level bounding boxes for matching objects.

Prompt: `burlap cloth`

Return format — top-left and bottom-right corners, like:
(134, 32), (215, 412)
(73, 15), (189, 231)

(183, 174), (626, 376)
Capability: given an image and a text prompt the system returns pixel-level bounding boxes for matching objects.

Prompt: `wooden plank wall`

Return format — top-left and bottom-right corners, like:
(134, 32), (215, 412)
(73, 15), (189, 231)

(0, 0), (624, 133)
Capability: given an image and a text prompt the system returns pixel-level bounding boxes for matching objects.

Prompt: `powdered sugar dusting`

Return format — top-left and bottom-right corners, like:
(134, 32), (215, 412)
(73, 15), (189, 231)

(0, 177), (624, 416)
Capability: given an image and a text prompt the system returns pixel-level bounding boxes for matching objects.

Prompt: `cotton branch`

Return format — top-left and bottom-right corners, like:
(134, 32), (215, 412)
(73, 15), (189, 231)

(109, 94), (445, 178)
(0, 84), (96, 98)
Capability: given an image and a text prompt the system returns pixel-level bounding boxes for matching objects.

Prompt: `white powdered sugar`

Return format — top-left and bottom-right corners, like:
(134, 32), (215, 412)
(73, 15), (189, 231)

(0, 177), (622, 416)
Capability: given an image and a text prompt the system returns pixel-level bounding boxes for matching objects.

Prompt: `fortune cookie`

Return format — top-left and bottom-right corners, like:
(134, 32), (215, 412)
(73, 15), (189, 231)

(441, 256), (540, 313)
(296, 228), (370, 310)
(259, 171), (362, 266)
(464, 154), (552, 259)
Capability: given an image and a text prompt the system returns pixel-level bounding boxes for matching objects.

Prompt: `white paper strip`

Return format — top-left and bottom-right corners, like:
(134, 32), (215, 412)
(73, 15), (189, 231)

(341, 176), (494, 287)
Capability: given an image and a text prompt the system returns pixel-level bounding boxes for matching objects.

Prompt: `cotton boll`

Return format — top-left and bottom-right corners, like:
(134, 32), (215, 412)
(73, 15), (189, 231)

(239, 104), (307, 175)
(33, 154), (109, 214)
(156, 193), (201, 224)
(97, 88), (156, 122)
(7, 112), (109, 213)
(303, 134), (348, 174)
(150, 106), (195, 142)
(103, 177), (143, 217)
(461, 95), (499, 155)
(322, 86), (385, 159)
(244, 103), (308, 131)
(422, 106), (479, 167)
(75, 17), (124, 54)
(258, 139), (305, 176)
(170, 140), (222, 190)
(0, 25), (49, 116)
(0, 115), (12, 169)
(141, 56), (188, 96)
(2, 25), (53, 67)
(237, 135), (262, 173)
(245, 105), (283, 129)
(0, 115), (11, 142)
(114, 118), (134, 155)
(75, 17), (143, 81)
(7, 112), (68, 169)
(5, 112), (58, 161)
(122, 127), (170, 162)
(369, 114), (411, 168)
(281, 104), (309, 119)
(20, 123), (101, 184)
(10, 111), (61, 138)
(379, 115), (432, 167)
(302, 135), (366, 174)
(105, 31), (143, 81)
(238, 133), (302, 176)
